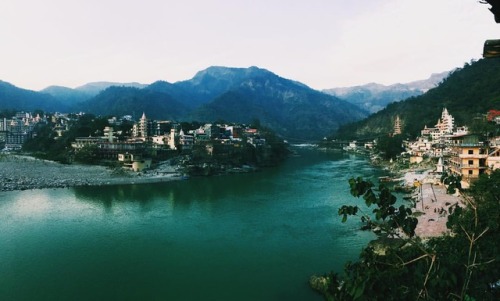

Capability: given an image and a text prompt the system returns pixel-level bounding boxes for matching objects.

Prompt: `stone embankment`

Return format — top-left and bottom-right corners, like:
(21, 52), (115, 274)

(0, 155), (181, 192)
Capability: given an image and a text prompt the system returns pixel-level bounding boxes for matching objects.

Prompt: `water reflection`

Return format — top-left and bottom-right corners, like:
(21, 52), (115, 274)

(72, 167), (277, 208)
(0, 149), (384, 301)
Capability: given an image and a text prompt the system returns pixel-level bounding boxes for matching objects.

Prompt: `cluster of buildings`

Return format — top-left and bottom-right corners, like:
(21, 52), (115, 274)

(1, 110), (272, 172)
(71, 113), (267, 171)
(403, 108), (500, 188)
(0, 112), (45, 150)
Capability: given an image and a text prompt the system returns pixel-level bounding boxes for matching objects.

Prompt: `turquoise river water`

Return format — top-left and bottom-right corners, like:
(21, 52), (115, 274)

(0, 149), (385, 301)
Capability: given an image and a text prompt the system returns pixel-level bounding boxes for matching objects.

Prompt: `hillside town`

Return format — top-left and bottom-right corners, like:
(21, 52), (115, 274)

(0, 110), (288, 191)
(342, 108), (500, 189)
(2, 107), (499, 190)
(401, 108), (499, 189)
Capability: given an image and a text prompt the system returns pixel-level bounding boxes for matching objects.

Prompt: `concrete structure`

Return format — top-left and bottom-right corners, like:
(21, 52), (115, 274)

(486, 147), (500, 172)
(132, 112), (150, 138)
(118, 153), (152, 172)
(447, 134), (488, 188)
(393, 115), (402, 136)
(0, 113), (42, 149)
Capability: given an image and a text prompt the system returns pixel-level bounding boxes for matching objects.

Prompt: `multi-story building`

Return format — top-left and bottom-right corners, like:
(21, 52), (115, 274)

(0, 112), (42, 149)
(393, 115), (402, 136)
(420, 108), (461, 143)
(132, 113), (151, 138)
(447, 134), (489, 188)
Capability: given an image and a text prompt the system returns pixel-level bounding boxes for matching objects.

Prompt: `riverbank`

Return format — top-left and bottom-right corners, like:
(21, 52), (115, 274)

(0, 155), (183, 191)
(401, 169), (462, 238)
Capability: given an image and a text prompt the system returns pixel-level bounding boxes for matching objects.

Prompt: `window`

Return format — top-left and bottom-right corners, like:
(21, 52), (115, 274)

(468, 160), (474, 166)
(468, 149), (474, 155)
(468, 170), (473, 175)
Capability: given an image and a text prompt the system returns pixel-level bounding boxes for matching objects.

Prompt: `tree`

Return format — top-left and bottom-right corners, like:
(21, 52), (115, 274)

(73, 144), (99, 164)
(376, 135), (404, 160)
(313, 173), (500, 300)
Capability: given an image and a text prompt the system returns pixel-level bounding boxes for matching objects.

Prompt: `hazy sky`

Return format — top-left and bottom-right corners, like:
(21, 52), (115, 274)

(1, 0), (498, 91)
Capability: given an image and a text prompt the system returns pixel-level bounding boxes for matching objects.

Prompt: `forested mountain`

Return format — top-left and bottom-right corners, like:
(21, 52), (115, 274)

(76, 66), (368, 141)
(79, 86), (189, 120)
(74, 82), (147, 96)
(334, 59), (500, 140)
(191, 70), (366, 141)
(323, 71), (449, 113)
(2, 66), (368, 140)
(41, 82), (148, 105)
(0, 80), (67, 112)
(41, 86), (91, 106)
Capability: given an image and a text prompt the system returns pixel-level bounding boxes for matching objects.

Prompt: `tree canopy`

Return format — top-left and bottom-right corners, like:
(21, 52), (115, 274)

(314, 171), (500, 300)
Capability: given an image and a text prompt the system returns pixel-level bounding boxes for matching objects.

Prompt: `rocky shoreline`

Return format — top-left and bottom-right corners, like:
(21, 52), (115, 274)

(0, 155), (182, 192)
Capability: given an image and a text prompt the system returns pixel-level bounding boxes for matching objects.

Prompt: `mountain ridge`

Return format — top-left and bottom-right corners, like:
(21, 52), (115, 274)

(1, 66), (455, 140)
(333, 59), (500, 140)
(323, 71), (450, 113)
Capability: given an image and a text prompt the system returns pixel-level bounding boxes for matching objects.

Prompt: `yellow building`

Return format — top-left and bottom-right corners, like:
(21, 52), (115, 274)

(118, 153), (152, 172)
(447, 135), (488, 188)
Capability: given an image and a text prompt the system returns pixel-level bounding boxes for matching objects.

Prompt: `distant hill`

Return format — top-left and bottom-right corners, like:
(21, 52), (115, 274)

(80, 86), (189, 120)
(74, 82), (147, 96)
(40, 82), (148, 106)
(1, 67), (368, 140)
(323, 71), (450, 113)
(78, 67), (367, 141)
(0, 81), (66, 112)
(41, 86), (92, 106)
(190, 68), (367, 141)
(334, 59), (500, 140)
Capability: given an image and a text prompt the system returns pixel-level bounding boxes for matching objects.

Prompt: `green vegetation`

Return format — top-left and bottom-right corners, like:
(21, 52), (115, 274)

(0, 81), (66, 112)
(21, 113), (288, 170)
(375, 135), (404, 160)
(80, 86), (189, 121)
(334, 59), (500, 140)
(314, 172), (500, 300)
(23, 114), (110, 163)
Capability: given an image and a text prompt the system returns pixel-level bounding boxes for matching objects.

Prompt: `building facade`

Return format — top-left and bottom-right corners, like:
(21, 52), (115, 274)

(447, 135), (489, 188)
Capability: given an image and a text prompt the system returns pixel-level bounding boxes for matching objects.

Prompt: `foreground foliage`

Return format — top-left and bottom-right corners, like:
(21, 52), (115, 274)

(315, 171), (499, 300)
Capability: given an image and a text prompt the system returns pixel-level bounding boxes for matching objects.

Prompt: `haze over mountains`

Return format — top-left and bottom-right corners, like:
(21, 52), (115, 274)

(335, 59), (500, 140)
(323, 71), (450, 113)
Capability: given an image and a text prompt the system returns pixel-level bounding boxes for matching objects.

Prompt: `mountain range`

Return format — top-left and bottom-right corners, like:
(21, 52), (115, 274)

(0, 67), (367, 141)
(323, 71), (450, 113)
(4, 61), (493, 142)
(334, 59), (500, 140)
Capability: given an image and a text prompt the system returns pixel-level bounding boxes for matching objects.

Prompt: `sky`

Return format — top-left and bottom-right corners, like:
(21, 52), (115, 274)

(0, 0), (499, 91)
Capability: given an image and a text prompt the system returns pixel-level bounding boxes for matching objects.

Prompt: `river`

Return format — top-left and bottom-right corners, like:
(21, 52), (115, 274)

(0, 148), (385, 301)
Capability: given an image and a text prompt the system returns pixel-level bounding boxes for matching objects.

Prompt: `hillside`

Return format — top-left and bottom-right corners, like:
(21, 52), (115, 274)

(80, 86), (189, 120)
(41, 82), (148, 105)
(323, 71), (450, 113)
(75, 82), (147, 96)
(191, 70), (366, 141)
(334, 59), (500, 140)
(41, 86), (91, 106)
(80, 66), (367, 141)
(0, 81), (66, 112)
(2, 66), (368, 140)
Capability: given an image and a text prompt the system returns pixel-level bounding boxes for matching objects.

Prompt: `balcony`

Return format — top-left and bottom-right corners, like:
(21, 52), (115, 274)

(458, 154), (488, 159)
(460, 164), (488, 169)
